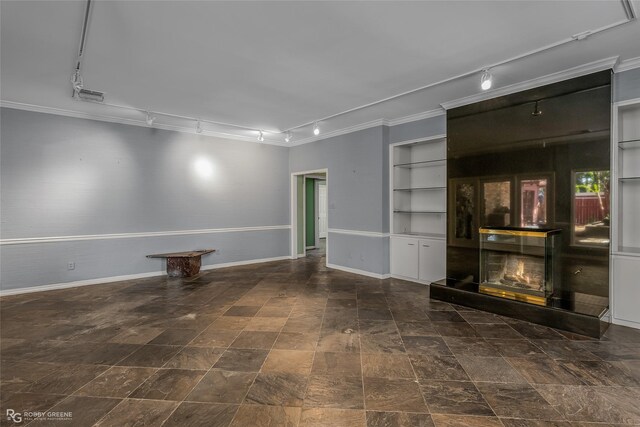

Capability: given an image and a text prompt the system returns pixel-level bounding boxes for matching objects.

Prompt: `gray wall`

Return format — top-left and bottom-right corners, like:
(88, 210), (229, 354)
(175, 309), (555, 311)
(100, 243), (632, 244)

(615, 67), (640, 103)
(2, 68), (638, 289)
(1, 108), (290, 291)
(289, 126), (388, 274)
(388, 115), (446, 145)
(289, 117), (446, 276)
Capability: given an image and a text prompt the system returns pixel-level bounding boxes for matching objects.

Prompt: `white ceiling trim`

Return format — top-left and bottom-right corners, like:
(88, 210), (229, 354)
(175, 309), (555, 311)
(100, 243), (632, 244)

(615, 55), (640, 72)
(0, 100), (290, 147)
(387, 109), (446, 127)
(288, 118), (389, 146)
(1, 55), (635, 148)
(441, 56), (619, 110)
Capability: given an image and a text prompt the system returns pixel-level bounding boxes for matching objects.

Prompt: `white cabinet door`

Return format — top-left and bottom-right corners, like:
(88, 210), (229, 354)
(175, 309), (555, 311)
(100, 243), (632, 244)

(419, 238), (446, 283)
(612, 255), (640, 327)
(391, 237), (419, 279)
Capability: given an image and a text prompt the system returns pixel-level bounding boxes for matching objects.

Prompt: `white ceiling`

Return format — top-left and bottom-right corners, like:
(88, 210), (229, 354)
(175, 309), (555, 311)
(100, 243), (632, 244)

(2, 1), (640, 144)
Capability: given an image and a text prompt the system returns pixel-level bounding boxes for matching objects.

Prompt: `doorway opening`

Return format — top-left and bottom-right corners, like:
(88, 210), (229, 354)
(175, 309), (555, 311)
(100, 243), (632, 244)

(291, 169), (328, 262)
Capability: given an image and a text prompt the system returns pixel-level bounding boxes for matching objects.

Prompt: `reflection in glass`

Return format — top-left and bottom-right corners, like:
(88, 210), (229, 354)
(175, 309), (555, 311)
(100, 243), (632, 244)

(483, 181), (511, 227)
(520, 179), (548, 227)
(574, 170), (610, 247)
(455, 183), (475, 239)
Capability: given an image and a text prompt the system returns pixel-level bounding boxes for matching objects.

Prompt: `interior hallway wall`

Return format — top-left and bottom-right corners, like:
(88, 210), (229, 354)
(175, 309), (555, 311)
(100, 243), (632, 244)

(289, 116), (446, 277)
(0, 108), (290, 292)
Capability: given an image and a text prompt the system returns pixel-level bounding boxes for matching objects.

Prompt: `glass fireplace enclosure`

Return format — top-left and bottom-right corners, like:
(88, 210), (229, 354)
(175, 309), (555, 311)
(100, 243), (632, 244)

(479, 227), (561, 306)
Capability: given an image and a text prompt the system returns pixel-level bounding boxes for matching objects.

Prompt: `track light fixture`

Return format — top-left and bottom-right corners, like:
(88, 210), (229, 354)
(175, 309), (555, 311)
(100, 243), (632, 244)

(480, 70), (493, 91)
(145, 112), (155, 126)
(284, 131), (292, 143)
(196, 120), (203, 134)
(258, 131), (264, 142)
(71, 70), (83, 93)
(313, 122), (320, 136)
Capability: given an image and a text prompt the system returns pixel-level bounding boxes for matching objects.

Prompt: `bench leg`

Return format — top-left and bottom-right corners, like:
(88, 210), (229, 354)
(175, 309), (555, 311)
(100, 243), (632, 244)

(166, 256), (202, 278)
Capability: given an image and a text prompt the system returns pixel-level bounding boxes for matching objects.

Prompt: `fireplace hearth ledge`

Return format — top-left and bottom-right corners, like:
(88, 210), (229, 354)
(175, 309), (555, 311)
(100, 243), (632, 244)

(429, 279), (609, 339)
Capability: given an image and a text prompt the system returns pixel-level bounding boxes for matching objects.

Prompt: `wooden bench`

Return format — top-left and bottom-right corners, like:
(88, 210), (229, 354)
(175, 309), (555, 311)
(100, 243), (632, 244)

(147, 249), (216, 278)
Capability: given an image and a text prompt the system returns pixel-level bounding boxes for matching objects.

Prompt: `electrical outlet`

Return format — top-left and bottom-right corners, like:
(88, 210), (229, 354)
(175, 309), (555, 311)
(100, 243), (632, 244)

(67, 262), (75, 270)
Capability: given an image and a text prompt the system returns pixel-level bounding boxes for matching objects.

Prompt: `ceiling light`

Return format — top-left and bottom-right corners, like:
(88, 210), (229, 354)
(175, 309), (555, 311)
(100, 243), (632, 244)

(76, 88), (105, 103)
(284, 131), (292, 143)
(196, 120), (203, 134)
(480, 70), (493, 91)
(71, 70), (83, 92)
(258, 131), (264, 142)
(313, 122), (320, 136)
(145, 112), (155, 126)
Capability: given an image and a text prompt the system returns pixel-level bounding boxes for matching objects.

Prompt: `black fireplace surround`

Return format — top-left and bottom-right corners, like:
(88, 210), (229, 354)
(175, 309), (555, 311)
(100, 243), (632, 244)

(430, 71), (611, 338)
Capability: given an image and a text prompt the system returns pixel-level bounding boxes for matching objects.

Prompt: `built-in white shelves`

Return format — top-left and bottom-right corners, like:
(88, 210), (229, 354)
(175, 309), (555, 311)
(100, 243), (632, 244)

(390, 136), (447, 283)
(614, 101), (640, 256)
(394, 159), (447, 169)
(391, 136), (447, 239)
(618, 138), (640, 150)
(611, 99), (640, 329)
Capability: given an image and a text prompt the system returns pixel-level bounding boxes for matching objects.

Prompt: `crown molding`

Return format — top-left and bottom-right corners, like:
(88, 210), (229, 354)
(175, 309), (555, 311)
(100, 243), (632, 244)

(615, 56), (640, 72)
(441, 56), (620, 110)
(0, 100), (291, 147)
(288, 118), (388, 146)
(387, 108), (446, 126)
(2, 55), (633, 149)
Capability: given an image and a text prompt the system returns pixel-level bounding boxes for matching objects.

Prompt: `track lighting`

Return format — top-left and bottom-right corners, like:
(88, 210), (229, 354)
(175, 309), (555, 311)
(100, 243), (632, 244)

(71, 70), (83, 92)
(284, 131), (292, 143)
(145, 112), (155, 126)
(313, 122), (320, 136)
(480, 70), (493, 91)
(258, 131), (264, 142)
(196, 120), (203, 134)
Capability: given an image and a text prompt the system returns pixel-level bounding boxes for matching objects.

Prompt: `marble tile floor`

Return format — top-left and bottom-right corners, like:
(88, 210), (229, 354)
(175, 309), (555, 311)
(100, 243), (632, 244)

(1, 255), (640, 426)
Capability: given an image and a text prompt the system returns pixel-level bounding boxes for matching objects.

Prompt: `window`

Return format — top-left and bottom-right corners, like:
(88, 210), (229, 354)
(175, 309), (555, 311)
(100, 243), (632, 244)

(573, 170), (610, 247)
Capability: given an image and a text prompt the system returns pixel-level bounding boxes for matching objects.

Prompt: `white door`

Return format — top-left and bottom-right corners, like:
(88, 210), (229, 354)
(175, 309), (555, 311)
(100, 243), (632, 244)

(318, 183), (328, 238)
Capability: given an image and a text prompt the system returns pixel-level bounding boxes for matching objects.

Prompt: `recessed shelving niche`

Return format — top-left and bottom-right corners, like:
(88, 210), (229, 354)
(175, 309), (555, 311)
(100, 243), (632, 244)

(392, 137), (447, 238)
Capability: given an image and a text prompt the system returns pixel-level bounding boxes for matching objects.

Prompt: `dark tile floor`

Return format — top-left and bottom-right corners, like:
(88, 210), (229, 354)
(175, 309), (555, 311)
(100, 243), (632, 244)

(1, 255), (640, 426)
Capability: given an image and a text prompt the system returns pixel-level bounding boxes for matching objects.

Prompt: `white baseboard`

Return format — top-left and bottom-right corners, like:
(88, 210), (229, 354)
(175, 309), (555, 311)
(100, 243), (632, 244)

(0, 255), (292, 297)
(0, 270), (165, 297)
(611, 316), (640, 330)
(326, 263), (391, 279)
(201, 256), (291, 271)
(390, 274), (432, 285)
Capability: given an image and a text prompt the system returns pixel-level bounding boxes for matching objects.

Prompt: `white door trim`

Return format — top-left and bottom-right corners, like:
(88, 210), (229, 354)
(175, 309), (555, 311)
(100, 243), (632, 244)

(291, 169), (329, 265)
